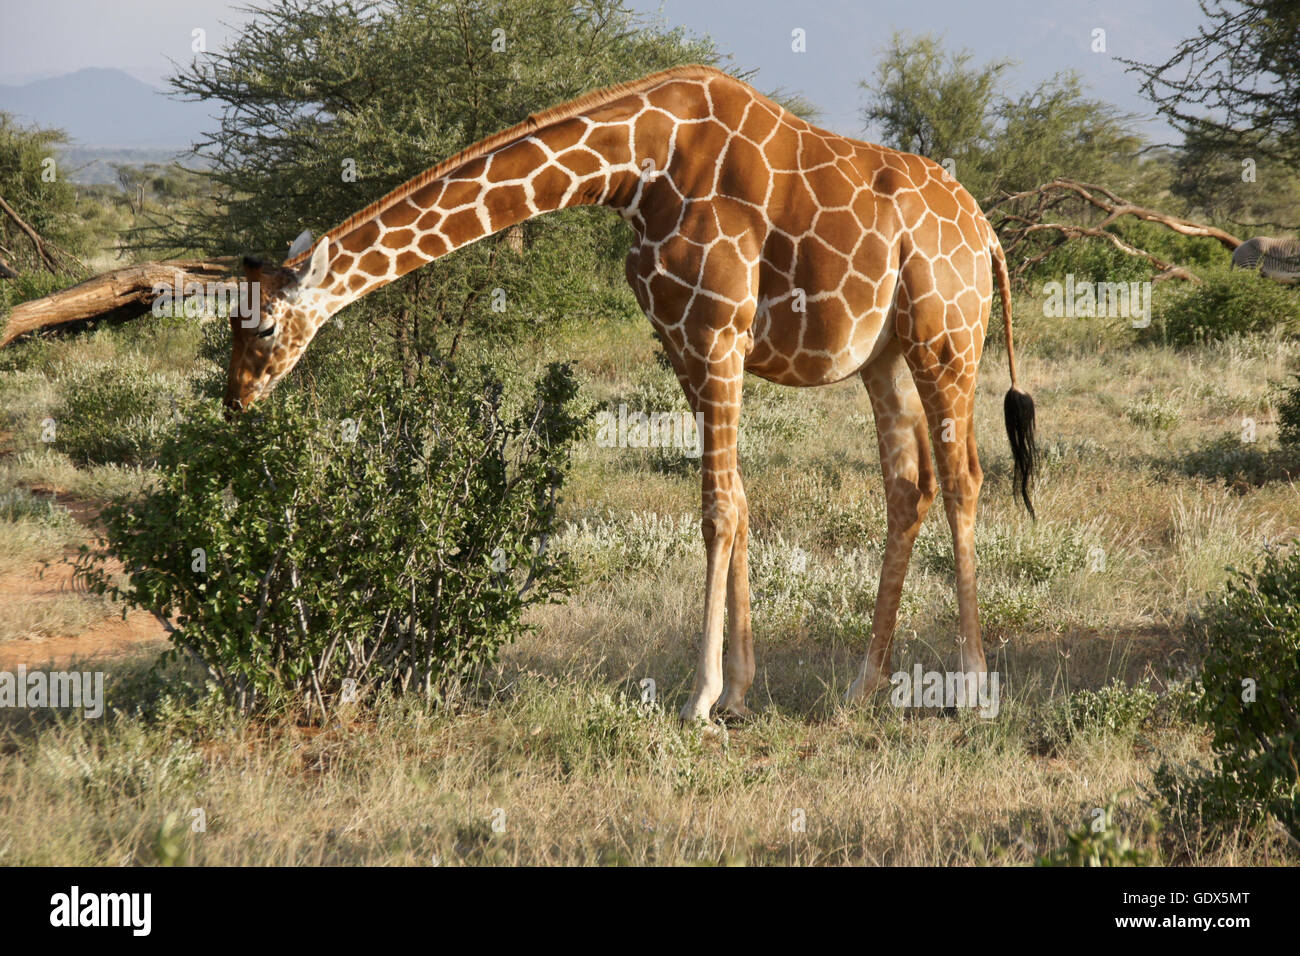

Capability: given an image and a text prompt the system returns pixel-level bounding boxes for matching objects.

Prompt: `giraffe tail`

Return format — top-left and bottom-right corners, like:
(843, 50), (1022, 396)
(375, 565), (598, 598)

(992, 240), (1036, 518)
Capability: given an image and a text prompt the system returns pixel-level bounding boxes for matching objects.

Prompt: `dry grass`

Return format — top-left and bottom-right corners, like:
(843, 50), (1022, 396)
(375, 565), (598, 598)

(0, 651), (1286, 866)
(0, 298), (1297, 865)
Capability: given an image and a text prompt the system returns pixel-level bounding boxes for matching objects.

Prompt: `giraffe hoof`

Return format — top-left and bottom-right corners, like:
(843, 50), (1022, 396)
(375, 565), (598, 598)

(715, 702), (756, 725)
(844, 674), (891, 705)
(678, 709), (725, 738)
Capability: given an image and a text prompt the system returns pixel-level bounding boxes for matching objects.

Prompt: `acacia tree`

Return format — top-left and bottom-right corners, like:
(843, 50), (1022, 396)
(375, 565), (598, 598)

(860, 33), (1009, 188)
(1126, 2), (1300, 229)
(1171, 128), (1300, 228)
(1125, 0), (1300, 165)
(861, 33), (1140, 204)
(156, 0), (724, 372)
(0, 112), (90, 277)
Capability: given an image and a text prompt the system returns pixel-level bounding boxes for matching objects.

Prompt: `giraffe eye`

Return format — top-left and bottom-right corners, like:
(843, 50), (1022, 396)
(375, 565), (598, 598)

(257, 323), (276, 339)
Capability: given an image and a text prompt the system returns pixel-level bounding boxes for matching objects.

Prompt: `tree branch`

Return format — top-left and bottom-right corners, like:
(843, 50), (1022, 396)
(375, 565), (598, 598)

(0, 193), (86, 275)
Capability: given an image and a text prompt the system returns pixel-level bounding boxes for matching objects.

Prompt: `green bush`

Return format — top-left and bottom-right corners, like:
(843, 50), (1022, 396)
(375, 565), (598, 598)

(1279, 374), (1300, 447)
(1036, 796), (1157, 867)
(1022, 223), (1230, 294)
(1174, 432), (1300, 488)
(1156, 546), (1300, 843)
(75, 355), (587, 714)
(1149, 268), (1300, 345)
(1034, 679), (1161, 752)
(1030, 235), (1152, 287)
(52, 361), (192, 466)
(0, 271), (82, 311)
(918, 520), (1089, 586)
(1111, 219), (1230, 273)
(1123, 391), (1181, 432)
(0, 486), (76, 527)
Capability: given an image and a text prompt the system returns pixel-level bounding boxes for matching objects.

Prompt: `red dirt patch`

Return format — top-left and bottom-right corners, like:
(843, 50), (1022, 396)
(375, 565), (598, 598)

(0, 489), (168, 669)
(0, 608), (166, 670)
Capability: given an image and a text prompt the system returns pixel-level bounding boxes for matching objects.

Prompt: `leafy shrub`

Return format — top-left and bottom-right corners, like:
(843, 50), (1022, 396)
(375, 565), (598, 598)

(0, 270), (82, 313)
(1156, 545), (1300, 843)
(749, 534), (879, 640)
(606, 367), (700, 477)
(739, 378), (821, 467)
(1114, 220), (1230, 273)
(1279, 374), (1300, 447)
(52, 361), (193, 466)
(1149, 268), (1300, 345)
(1123, 391), (1181, 432)
(1036, 796), (1157, 867)
(566, 689), (660, 771)
(75, 356), (587, 714)
(0, 486), (82, 570)
(1025, 222), (1230, 291)
(603, 368), (823, 477)
(0, 486), (76, 527)
(557, 510), (698, 582)
(976, 579), (1050, 632)
(1031, 235), (1153, 287)
(1033, 679), (1162, 753)
(37, 730), (204, 801)
(918, 520), (1089, 586)
(1173, 433), (1300, 488)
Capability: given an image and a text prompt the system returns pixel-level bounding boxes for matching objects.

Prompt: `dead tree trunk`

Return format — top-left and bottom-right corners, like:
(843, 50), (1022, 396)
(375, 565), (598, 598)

(1, 258), (238, 347)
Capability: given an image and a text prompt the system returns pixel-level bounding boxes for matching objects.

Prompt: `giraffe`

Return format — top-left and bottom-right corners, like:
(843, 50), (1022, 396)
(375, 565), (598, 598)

(225, 65), (1037, 724)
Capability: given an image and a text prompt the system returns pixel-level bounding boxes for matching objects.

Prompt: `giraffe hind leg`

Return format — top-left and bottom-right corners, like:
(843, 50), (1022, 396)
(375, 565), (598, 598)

(847, 340), (937, 701)
(907, 349), (988, 681)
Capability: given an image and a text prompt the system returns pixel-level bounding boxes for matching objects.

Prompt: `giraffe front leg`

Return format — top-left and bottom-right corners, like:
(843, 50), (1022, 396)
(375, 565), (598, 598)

(716, 474), (755, 721)
(681, 492), (736, 726)
(678, 348), (745, 728)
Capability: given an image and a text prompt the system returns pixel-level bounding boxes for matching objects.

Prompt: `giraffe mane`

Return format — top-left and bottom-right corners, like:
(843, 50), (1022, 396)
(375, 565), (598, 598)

(284, 63), (732, 269)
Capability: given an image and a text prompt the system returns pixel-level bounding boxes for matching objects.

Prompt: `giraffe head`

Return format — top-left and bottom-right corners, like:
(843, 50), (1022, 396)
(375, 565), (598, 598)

(224, 230), (335, 411)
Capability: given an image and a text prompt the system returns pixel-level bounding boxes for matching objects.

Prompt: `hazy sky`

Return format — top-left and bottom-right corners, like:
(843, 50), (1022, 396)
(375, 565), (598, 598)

(1, 0), (1199, 141)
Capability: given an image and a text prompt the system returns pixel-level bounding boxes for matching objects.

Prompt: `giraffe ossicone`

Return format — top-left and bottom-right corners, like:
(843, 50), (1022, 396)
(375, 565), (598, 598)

(224, 65), (1037, 723)
(286, 228), (315, 260)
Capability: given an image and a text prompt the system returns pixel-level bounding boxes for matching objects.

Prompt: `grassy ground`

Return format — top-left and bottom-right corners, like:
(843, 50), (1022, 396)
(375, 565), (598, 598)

(0, 292), (1297, 865)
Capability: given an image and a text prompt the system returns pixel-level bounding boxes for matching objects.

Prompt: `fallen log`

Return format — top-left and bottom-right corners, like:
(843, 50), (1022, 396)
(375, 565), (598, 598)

(0, 258), (239, 347)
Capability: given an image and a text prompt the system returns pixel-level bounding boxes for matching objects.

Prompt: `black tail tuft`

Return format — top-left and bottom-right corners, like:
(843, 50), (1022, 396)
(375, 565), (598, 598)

(1003, 387), (1037, 519)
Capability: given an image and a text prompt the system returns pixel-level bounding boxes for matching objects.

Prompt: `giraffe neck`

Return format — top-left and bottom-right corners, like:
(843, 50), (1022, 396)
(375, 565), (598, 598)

(315, 111), (651, 313)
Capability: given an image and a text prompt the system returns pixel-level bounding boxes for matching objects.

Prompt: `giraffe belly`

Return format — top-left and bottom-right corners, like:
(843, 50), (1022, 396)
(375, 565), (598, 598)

(745, 301), (893, 386)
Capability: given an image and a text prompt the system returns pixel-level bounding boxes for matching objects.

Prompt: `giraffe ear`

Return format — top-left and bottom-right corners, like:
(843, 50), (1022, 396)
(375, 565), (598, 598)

(296, 237), (331, 291)
(287, 229), (314, 260)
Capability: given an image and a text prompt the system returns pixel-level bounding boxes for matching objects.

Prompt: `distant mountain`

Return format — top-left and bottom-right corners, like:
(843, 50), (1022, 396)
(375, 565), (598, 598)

(0, 67), (215, 150)
(55, 146), (202, 186)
